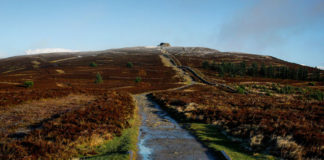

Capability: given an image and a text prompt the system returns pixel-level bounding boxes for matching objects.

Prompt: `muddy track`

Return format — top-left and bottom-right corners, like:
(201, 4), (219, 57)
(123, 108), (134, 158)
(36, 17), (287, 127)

(135, 94), (216, 160)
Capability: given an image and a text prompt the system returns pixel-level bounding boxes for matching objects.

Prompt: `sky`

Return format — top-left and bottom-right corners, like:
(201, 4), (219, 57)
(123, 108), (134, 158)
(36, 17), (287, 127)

(0, 0), (323, 68)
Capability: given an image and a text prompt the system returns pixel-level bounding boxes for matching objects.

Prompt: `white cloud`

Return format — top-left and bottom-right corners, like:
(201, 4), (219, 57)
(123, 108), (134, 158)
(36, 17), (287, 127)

(0, 51), (5, 59)
(25, 48), (79, 55)
(217, 0), (324, 52)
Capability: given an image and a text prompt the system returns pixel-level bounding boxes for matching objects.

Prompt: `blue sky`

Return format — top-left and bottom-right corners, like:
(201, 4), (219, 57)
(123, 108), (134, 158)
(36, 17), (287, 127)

(0, 0), (323, 68)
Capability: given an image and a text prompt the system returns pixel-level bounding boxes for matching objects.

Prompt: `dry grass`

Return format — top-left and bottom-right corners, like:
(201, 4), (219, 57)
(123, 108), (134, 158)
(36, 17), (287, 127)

(56, 82), (67, 87)
(31, 61), (41, 69)
(0, 91), (135, 160)
(275, 136), (303, 160)
(0, 82), (20, 85)
(151, 84), (324, 159)
(0, 94), (95, 143)
(49, 57), (78, 63)
(159, 55), (173, 68)
(55, 69), (65, 74)
(0, 54), (181, 94)
(2, 67), (25, 74)
(31, 61), (40, 65)
(0, 52), (182, 158)
(6, 74), (32, 77)
(159, 55), (192, 83)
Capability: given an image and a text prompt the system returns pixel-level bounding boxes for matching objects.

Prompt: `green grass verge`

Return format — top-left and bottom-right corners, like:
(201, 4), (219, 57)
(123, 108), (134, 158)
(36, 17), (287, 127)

(185, 123), (277, 160)
(79, 109), (140, 160)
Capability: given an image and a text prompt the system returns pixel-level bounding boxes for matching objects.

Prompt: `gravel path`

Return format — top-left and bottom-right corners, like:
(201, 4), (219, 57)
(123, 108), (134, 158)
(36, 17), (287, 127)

(135, 94), (216, 160)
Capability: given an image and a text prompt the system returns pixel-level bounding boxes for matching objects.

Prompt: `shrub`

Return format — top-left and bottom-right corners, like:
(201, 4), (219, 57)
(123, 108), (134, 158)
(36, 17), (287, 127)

(307, 90), (324, 101)
(135, 77), (141, 83)
(126, 62), (133, 68)
(250, 134), (264, 150)
(89, 62), (97, 67)
(95, 73), (103, 84)
(236, 85), (245, 94)
(23, 81), (34, 88)
(275, 137), (303, 160)
(271, 84), (280, 91)
(308, 82), (315, 86)
(0, 92), (135, 159)
(295, 87), (304, 94)
(170, 100), (187, 106)
(260, 85), (268, 92)
(202, 61), (210, 69)
(279, 86), (294, 94)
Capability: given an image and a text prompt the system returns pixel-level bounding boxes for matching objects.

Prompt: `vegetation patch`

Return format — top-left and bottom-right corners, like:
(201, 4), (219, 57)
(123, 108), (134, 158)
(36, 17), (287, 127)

(248, 83), (324, 101)
(0, 92), (135, 160)
(307, 89), (324, 101)
(0, 89), (79, 107)
(200, 60), (323, 81)
(23, 81), (34, 88)
(80, 103), (140, 160)
(95, 73), (103, 84)
(49, 57), (78, 63)
(186, 123), (276, 160)
(135, 77), (142, 83)
(0, 94), (95, 144)
(126, 62), (133, 68)
(151, 84), (323, 160)
(31, 61), (40, 68)
(90, 62), (98, 67)
(236, 85), (246, 94)
(55, 69), (65, 74)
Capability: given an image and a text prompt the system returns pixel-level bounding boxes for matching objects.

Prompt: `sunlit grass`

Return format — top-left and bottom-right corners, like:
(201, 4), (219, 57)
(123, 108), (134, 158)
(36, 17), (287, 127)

(186, 123), (277, 160)
(80, 106), (140, 160)
(49, 57), (78, 63)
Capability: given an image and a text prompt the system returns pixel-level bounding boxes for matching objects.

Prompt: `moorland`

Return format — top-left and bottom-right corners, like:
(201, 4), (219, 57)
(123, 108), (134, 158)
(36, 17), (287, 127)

(0, 46), (323, 160)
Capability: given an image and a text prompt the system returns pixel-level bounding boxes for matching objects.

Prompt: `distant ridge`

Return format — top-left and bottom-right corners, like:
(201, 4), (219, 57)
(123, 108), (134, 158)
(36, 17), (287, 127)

(0, 46), (317, 70)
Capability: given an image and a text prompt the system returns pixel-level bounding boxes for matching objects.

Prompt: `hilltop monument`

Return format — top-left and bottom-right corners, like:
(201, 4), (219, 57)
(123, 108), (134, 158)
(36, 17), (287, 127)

(158, 42), (171, 47)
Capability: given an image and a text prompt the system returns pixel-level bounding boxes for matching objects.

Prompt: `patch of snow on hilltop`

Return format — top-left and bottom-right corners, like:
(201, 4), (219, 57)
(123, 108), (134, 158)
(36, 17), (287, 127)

(316, 66), (324, 70)
(25, 48), (79, 55)
(144, 46), (157, 48)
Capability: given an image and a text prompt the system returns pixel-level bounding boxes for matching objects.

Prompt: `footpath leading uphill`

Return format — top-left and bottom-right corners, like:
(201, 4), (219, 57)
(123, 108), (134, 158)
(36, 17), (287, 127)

(161, 48), (237, 93)
(135, 94), (216, 160)
(135, 48), (236, 160)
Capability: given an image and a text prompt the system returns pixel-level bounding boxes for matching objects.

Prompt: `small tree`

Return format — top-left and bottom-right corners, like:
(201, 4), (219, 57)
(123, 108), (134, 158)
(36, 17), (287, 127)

(239, 61), (246, 76)
(127, 62), (133, 68)
(23, 81), (34, 88)
(251, 63), (259, 77)
(90, 62), (97, 67)
(218, 65), (224, 77)
(260, 63), (266, 77)
(135, 77), (141, 83)
(202, 61), (210, 69)
(308, 82), (315, 86)
(236, 85), (245, 94)
(289, 68), (297, 80)
(307, 90), (324, 101)
(210, 61), (217, 70)
(95, 73), (103, 84)
(266, 65), (274, 78)
(311, 69), (320, 81)
(297, 67), (308, 80)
